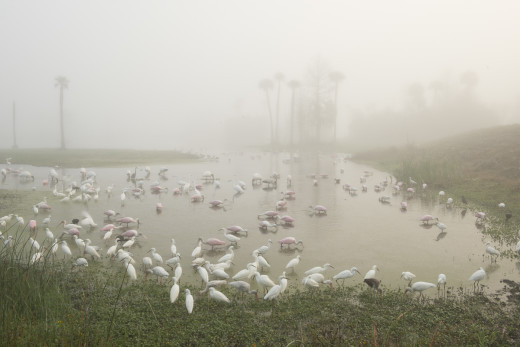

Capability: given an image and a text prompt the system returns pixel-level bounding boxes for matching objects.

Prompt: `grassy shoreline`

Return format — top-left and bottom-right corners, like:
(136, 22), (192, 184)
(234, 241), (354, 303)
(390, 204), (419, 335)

(0, 148), (204, 168)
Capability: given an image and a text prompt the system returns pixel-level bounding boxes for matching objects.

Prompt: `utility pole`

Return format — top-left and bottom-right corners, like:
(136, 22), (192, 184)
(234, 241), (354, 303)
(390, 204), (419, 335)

(12, 102), (18, 149)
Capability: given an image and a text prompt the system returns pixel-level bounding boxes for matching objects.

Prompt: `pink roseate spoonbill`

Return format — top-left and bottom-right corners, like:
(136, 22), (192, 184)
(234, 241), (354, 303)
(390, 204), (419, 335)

(172, 187), (181, 195)
(208, 200), (226, 209)
(310, 205), (327, 215)
(204, 238), (226, 250)
(156, 202), (163, 212)
(277, 215), (295, 226)
(400, 201), (407, 210)
(278, 237), (304, 249)
(407, 187), (415, 195)
(191, 192), (204, 202)
(104, 210), (119, 220)
(221, 225), (248, 235)
(37, 202), (52, 212)
(469, 267), (486, 291)
(275, 199), (287, 210)
(119, 229), (138, 238)
(116, 216), (140, 227)
(259, 220), (278, 231)
(304, 263), (334, 276)
(283, 191), (296, 200)
(29, 219), (37, 232)
(475, 212), (486, 224)
(64, 228), (81, 237)
(404, 281), (436, 300)
(333, 267), (361, 286)
(419, 215), (437, 224)
(258, 210), (279, 219)
(100, 223), (118, 232)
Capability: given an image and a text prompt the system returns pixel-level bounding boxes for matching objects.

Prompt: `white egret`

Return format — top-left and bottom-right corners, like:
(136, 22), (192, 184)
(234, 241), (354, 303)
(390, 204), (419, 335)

(146, 266), (169, 282)
(304, 263), (334, 276)
(185, 289), (194, 314)
(191, 238), (203, 258)
(254, 271), (276, 293)
(148, 248), (163, 264)
(123, 258), (137, 280)
(485, 242), (500, 262)
(170, 277), (180, 303)
(400, 271), (416, 286)
(208, 287), (230, 303)
(333, 267), (360, 286)
(437, 273), (447, 293)
(174, 263), (182, 281)
(285, 255), (301, 272)
(364, 265), (379, 280)
(170, 238), (177, 256)
(469, 267), (486, 290)
(217, 246), (235, 263)
(404, 281), (436, 300)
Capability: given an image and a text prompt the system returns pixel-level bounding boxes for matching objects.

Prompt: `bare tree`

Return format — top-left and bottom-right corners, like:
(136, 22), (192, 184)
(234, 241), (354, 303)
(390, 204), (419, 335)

(55, 76), (69, 150)
(274, 72), (284, 146)
(287, 80), (301, 148)
(306, 59), (332, 144)
(259, 79), (274, 146)
(329, 71), (345, 145)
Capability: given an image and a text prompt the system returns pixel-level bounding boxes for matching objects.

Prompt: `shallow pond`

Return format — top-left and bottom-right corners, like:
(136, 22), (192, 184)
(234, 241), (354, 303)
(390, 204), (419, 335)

(1, 152), (518, 296)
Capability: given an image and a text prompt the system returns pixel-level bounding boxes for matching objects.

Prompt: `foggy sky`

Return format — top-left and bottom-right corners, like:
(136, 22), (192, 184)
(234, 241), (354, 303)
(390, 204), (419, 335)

(1, 1), (519, 151)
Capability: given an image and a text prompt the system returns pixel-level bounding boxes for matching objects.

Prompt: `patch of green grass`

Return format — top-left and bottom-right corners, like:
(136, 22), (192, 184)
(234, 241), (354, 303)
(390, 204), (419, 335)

(0, 148), (203, 168)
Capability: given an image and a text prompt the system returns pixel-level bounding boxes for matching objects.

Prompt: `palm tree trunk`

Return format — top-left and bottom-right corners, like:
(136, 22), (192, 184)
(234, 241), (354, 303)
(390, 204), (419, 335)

(264, 90), (274, 147)
(60, 87), (65, 149)
(333, 82), (338, 145)
(290, 89), (295, 148)
(275, 81), (281, 146)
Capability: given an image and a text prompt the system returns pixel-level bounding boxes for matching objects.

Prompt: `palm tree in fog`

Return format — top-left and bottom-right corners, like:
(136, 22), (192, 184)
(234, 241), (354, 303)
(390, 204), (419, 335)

(288, 80), (300, 148)
(55, 76), (69, 150)
(329, 71), (344, 145)
(259, 78), (274, 146)
(274, 72), (284, 146)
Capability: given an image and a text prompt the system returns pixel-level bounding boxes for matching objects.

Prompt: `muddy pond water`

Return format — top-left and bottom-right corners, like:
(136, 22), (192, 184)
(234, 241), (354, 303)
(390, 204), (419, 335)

(2, 152), (518, 296)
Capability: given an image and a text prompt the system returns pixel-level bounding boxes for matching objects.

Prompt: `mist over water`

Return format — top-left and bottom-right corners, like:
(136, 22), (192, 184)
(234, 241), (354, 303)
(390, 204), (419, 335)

(1, 1), (520, 151)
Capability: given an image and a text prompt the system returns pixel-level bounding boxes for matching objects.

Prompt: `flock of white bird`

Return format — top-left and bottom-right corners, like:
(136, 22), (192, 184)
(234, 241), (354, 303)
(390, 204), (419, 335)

(0, 157), (513, 315)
